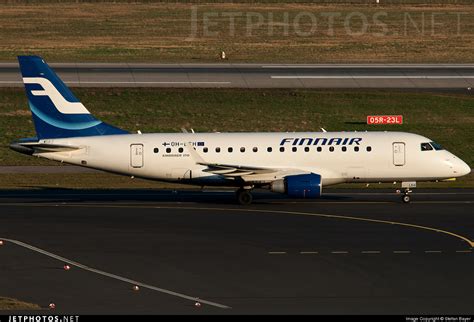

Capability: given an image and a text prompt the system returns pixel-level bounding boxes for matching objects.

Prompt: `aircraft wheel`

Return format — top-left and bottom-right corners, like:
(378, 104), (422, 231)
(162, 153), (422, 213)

(402, 194), (411, 203)
(237, 189), (253, 205)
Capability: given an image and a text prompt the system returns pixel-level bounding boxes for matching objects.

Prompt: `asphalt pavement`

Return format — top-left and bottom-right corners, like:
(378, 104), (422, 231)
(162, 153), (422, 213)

(1, 63), (474, 89)
(0, 188), (473, 314)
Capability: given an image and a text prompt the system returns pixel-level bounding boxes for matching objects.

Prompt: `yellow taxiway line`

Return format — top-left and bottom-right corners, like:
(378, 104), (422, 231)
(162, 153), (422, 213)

(2, 203), (473, 248)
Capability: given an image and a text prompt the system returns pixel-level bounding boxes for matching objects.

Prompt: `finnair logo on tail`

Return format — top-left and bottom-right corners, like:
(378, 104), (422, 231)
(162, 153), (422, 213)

(23, 77), (90, 115)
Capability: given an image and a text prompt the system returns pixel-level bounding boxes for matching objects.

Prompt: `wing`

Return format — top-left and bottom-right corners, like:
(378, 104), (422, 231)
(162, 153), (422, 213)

(200, 162), (277, 177)
(186, 142), (307, 182)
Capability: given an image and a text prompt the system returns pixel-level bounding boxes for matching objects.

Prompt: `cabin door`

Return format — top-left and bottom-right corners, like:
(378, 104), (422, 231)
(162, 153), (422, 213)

(393, 142), (405, 166)
(130, 144), (144, 168)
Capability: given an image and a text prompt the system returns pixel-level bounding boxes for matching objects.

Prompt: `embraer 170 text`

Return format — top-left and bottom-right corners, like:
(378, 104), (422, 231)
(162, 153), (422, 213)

(10, 56), (471, 204)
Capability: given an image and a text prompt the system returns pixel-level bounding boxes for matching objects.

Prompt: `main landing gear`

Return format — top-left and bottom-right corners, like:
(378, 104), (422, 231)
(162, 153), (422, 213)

(236, 188), (253, 205)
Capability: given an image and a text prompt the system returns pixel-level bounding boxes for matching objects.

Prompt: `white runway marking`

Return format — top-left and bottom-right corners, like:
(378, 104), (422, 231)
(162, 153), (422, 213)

(272, 250), (471, 255)
(262, 64), (474, 68)
(0, 238), (230, 309)
(329, 192), (474, 195)
(274, 201), (472, 205)
(416, 201), (473, 204)
(271, 75), (474, 79)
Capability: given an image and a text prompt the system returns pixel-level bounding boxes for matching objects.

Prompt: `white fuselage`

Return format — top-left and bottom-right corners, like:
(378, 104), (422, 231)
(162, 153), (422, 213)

(33, 131), (471, 187)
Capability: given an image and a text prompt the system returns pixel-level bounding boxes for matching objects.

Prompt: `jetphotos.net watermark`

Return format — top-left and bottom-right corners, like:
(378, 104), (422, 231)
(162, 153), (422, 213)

(187, 6), (468, 39)
(6, 316), (79, 322)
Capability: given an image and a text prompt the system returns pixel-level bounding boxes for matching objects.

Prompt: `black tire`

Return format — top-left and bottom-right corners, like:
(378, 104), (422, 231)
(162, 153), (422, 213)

(402, 194), (411, 203)
(237, 189), (253, 205)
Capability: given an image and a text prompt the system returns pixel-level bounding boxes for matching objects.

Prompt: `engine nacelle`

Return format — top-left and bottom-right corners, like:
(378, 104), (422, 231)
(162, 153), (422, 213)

(271, 173), (322, 198)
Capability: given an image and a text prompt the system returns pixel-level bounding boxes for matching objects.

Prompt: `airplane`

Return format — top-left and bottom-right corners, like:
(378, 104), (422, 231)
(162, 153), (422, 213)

(10, 56), (471, 204)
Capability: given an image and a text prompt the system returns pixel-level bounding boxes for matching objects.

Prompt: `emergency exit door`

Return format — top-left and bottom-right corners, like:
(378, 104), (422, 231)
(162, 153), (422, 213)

(393, 142), (405, 166)
(130, 144), (144, 168)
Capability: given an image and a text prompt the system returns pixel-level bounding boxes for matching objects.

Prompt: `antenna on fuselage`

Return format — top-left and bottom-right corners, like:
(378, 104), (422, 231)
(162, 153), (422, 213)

(320, 128), (327, 132)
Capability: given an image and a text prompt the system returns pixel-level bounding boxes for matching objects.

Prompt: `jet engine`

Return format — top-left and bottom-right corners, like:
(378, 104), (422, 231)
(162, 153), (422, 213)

(271, 173), (322, 198)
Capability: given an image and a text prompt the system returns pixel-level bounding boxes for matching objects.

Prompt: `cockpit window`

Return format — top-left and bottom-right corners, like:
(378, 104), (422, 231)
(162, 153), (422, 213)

(430, 142), (444, 150)
(421, 143), (433, 151)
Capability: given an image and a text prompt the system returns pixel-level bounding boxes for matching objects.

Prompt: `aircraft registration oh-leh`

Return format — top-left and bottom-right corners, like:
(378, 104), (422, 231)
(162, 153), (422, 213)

(10, 56), (471, 204)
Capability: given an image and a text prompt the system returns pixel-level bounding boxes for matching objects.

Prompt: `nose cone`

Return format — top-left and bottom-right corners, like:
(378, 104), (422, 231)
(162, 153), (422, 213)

(452, 157), (471, 177)
(458, 160), (471, 177)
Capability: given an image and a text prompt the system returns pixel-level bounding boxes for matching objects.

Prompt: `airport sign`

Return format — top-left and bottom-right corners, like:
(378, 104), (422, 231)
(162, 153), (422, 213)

(367, 115), (403, 125)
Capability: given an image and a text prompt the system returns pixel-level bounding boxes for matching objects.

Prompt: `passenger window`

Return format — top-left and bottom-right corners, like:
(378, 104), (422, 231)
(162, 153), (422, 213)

(292, 147), (297, 152)
(228, 147), (233, 153)
(240, 147), (245, 153)
(367, 146), (372, 152)
(329, 146), (334, 152)
(215, 147), (221, 153)
(280, 147), (285, 152)
(317, 147), (322, 152)
(178, 147), (183, 153)
(421, 143), (433, 151)
(253, 147), (258, 152)
(166, 147), (171, 153)
(304, 147), (309, 152)
(354, 146), (359, 152)
(342, 146), (347, 152)
(267, 147), (272, 152)
(203, 147), (208, 153)
(153, 148), (159, 153)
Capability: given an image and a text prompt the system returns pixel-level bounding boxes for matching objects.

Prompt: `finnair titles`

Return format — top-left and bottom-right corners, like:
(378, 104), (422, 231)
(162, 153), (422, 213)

(280, 137), (362, 146)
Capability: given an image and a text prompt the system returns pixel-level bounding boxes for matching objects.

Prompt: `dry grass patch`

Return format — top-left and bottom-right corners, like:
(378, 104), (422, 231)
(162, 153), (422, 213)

(0, 297), (41, 310)
(0, 110), (31, 116)
(0, 3), (472, 62)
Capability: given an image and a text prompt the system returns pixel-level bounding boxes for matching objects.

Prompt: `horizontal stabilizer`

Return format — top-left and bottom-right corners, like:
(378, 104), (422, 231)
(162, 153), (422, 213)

(10, 142), (81, 155)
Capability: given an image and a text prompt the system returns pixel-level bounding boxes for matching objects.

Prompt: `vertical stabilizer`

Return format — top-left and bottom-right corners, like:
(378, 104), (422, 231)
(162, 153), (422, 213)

(18, 56), (128, 139)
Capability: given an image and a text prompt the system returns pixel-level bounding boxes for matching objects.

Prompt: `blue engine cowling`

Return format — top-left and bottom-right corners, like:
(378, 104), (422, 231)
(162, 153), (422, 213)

(271, 173), (322, 198)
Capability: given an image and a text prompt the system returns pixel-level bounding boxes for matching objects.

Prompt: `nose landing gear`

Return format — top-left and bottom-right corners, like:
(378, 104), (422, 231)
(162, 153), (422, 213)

(397, 187), (413, 203)
(397, 181), (416, 204)
(402, 191), (411, 203)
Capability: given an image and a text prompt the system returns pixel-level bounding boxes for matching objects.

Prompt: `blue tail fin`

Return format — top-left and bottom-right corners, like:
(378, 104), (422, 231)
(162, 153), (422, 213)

(18, 56), (128, 139)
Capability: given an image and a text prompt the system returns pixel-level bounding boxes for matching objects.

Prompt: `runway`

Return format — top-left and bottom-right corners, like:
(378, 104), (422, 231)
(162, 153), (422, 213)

(1, 63), (474, 89)
(0, 188), (473, 314)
